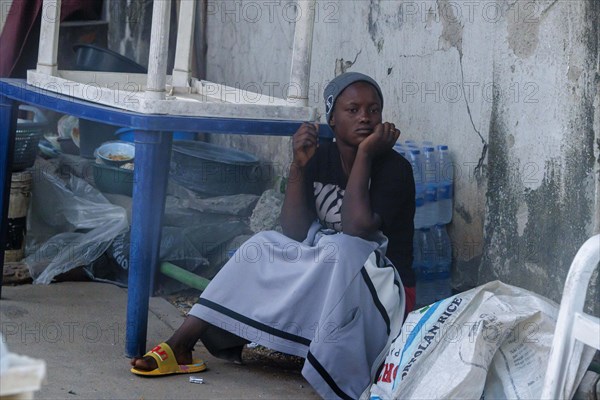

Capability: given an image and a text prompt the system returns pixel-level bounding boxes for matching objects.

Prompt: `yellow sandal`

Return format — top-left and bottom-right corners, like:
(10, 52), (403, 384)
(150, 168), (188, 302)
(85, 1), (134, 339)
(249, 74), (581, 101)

(130, 342), (207, 376)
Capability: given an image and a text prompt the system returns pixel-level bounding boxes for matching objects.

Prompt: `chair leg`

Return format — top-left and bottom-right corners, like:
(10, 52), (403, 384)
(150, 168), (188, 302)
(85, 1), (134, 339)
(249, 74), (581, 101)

(37, 0), (61, 76)
(0, 96), (18, 298)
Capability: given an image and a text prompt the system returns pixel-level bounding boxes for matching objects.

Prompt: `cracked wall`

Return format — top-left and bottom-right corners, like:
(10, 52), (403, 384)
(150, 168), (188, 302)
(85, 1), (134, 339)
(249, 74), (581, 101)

(480, 0), (599, 314)
(203, 0), (599, 311)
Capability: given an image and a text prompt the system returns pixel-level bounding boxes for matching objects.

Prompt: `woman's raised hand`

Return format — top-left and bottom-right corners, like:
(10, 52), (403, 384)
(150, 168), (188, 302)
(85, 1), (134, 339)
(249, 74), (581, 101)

(358, 122), (400, 157)
(292, 122), (319, 168)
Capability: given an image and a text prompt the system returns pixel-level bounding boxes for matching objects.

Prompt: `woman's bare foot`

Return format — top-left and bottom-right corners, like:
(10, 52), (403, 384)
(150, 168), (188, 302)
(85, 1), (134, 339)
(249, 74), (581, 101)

(130, 315), (207, 371)
(129, 341), (194, 371)
(129, 315), (247, 371)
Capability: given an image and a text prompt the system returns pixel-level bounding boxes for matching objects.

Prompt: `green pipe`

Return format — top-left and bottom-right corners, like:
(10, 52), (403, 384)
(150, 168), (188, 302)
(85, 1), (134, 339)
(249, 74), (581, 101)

(588, 360), (600, 375)
(160, 262), (211, 291)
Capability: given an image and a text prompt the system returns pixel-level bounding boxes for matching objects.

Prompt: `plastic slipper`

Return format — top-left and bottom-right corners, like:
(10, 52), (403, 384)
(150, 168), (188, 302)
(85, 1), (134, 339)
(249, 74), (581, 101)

(130, 342), (207, 376)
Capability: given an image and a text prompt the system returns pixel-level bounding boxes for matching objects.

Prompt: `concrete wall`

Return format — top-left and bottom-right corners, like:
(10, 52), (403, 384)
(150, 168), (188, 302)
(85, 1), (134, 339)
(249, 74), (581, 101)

(103, 0), (599, 311)
(480, 0), (599, 314)
(107, 0), (178, 71)
(108, 0), (154, 66)
(202, 0), (599, 312)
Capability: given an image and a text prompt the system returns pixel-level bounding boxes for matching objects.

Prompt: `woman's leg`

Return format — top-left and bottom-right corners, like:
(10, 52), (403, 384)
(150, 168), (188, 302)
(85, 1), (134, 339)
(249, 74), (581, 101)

(198, 323), (248, 364)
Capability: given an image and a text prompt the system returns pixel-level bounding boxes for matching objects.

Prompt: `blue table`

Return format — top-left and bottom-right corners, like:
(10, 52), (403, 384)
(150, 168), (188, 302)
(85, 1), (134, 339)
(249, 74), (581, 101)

(0, 78), (331, 357)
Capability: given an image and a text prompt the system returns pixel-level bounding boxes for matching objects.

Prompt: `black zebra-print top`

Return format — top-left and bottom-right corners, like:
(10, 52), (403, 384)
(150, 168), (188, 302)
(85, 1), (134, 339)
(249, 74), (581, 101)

(303, 141), (416, 286)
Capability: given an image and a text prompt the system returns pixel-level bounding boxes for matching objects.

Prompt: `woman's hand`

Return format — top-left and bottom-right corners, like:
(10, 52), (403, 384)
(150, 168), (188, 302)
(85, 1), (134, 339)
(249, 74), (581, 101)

(282, 123), (318, 241)
(358, 122), (400, 158)
(292, 122), (319, 168)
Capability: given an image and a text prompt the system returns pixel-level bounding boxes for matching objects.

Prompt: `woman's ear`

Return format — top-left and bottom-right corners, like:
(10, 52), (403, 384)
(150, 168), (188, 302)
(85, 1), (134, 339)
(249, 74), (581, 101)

(329, 114), (335, 127)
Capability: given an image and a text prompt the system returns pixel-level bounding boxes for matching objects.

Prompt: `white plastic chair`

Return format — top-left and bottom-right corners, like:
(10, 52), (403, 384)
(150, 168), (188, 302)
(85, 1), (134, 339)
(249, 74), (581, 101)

(29, 0), (319, 120)
(541, 234), (600, 399)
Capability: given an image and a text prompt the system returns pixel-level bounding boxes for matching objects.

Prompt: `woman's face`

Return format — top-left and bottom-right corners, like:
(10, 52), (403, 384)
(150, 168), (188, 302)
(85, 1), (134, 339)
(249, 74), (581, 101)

(330, 81), (383, 148)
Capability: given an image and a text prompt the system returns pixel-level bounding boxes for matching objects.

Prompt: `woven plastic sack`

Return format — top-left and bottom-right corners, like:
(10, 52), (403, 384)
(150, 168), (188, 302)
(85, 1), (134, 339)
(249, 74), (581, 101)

(369, 281), (594, 400)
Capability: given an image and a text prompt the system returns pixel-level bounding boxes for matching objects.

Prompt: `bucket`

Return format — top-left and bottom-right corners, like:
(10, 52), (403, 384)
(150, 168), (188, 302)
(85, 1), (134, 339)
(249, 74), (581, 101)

(5, 171), (33, 262)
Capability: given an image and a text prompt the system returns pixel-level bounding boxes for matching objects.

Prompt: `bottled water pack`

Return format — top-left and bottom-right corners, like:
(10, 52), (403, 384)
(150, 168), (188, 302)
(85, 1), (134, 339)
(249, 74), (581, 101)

(394, 141), (455, 306)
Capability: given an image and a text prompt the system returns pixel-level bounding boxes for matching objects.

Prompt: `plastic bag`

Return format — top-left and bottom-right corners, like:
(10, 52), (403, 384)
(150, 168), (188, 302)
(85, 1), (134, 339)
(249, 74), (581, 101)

(107, 222), (247, 273)
(369, 281), (595, 400)
(24, 159), (128, 284)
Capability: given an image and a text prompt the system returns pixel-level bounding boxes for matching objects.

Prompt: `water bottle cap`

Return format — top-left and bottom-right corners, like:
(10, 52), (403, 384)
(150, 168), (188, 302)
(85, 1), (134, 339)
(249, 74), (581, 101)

(424, 146), (435, 152)
(437, 145), (448, 150)
(410, 149), (421, 154)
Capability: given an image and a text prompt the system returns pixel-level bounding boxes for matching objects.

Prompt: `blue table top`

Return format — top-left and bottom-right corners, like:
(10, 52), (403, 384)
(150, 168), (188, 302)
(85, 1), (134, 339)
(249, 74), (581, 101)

(0, 78), (334, 138)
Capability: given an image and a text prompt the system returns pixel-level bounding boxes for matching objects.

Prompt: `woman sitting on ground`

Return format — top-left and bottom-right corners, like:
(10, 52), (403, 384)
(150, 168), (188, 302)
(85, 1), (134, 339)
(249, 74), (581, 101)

(130, 72), (416, 399)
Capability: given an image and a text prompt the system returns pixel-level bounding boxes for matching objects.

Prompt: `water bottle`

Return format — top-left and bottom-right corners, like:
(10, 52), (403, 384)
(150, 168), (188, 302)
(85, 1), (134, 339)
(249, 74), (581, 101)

(414, 228), (437, 307)
(404, 140), (418, 147)
(421, 146), (438, 227)
(437, 145), (453, 225)
(393, 143), (406, 158)
(437, 145), (454, 181)
(412, 228), (422, 272)
(433, 224), (452, 301)
(408, 149), (426, 229)
(422, 146), (438, 183)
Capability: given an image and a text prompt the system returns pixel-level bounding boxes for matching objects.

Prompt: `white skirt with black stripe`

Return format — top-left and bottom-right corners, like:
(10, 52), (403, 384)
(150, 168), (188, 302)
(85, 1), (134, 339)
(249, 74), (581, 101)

(189, 221), (406, 399)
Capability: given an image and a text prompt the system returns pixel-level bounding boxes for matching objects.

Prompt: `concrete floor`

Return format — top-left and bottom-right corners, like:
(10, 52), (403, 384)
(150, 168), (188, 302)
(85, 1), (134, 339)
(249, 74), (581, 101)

(0, 282), (319, 399)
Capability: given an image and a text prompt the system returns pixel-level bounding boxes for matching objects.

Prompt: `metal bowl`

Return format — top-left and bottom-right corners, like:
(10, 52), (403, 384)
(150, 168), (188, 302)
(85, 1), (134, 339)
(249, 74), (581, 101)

(95, 141), (135, 166)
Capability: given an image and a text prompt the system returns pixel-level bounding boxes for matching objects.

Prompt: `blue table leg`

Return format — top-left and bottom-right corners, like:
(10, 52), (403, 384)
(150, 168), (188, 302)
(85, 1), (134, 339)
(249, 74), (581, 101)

(0, 96), (17, 299)
(125, 130), (173, 357)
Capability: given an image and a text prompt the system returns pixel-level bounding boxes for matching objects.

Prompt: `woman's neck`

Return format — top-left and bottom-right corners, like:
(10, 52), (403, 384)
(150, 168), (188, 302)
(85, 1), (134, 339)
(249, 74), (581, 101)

(336, 141), (357, 177)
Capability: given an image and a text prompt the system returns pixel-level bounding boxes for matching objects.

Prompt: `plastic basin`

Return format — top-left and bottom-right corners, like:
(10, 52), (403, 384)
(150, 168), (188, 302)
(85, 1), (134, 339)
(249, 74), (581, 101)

(92, 163), (134, 197)
(170, 141), (263, 196)
(73, 44), (147, 73)
(95, 141), (135, 166)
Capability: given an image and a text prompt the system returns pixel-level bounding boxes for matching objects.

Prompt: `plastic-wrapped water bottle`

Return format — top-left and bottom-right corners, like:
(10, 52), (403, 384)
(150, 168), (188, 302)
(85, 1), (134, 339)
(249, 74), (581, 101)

(412, 228), (422, 272)
(404, 139), (418, 146)
(437, 145), (454, 181)
(414, 227), (437, 307)
(421, 146), (438, 227)
(408, 149), (423, 183)
(437, 145), (453, 225)
(408, 149), (426, 229)
(433, 224), (452, 301)
(393, 143), (406, 158)
(422, 146), (438, 183)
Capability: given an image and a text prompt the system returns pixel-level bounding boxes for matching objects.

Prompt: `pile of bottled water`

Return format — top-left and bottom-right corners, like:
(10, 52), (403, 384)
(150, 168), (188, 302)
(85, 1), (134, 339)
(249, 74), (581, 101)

(394, 141), (454, 307)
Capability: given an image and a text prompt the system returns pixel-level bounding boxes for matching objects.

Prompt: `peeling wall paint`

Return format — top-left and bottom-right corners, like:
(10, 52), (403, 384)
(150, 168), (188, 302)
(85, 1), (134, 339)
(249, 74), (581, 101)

(480, 0), (599, 314)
